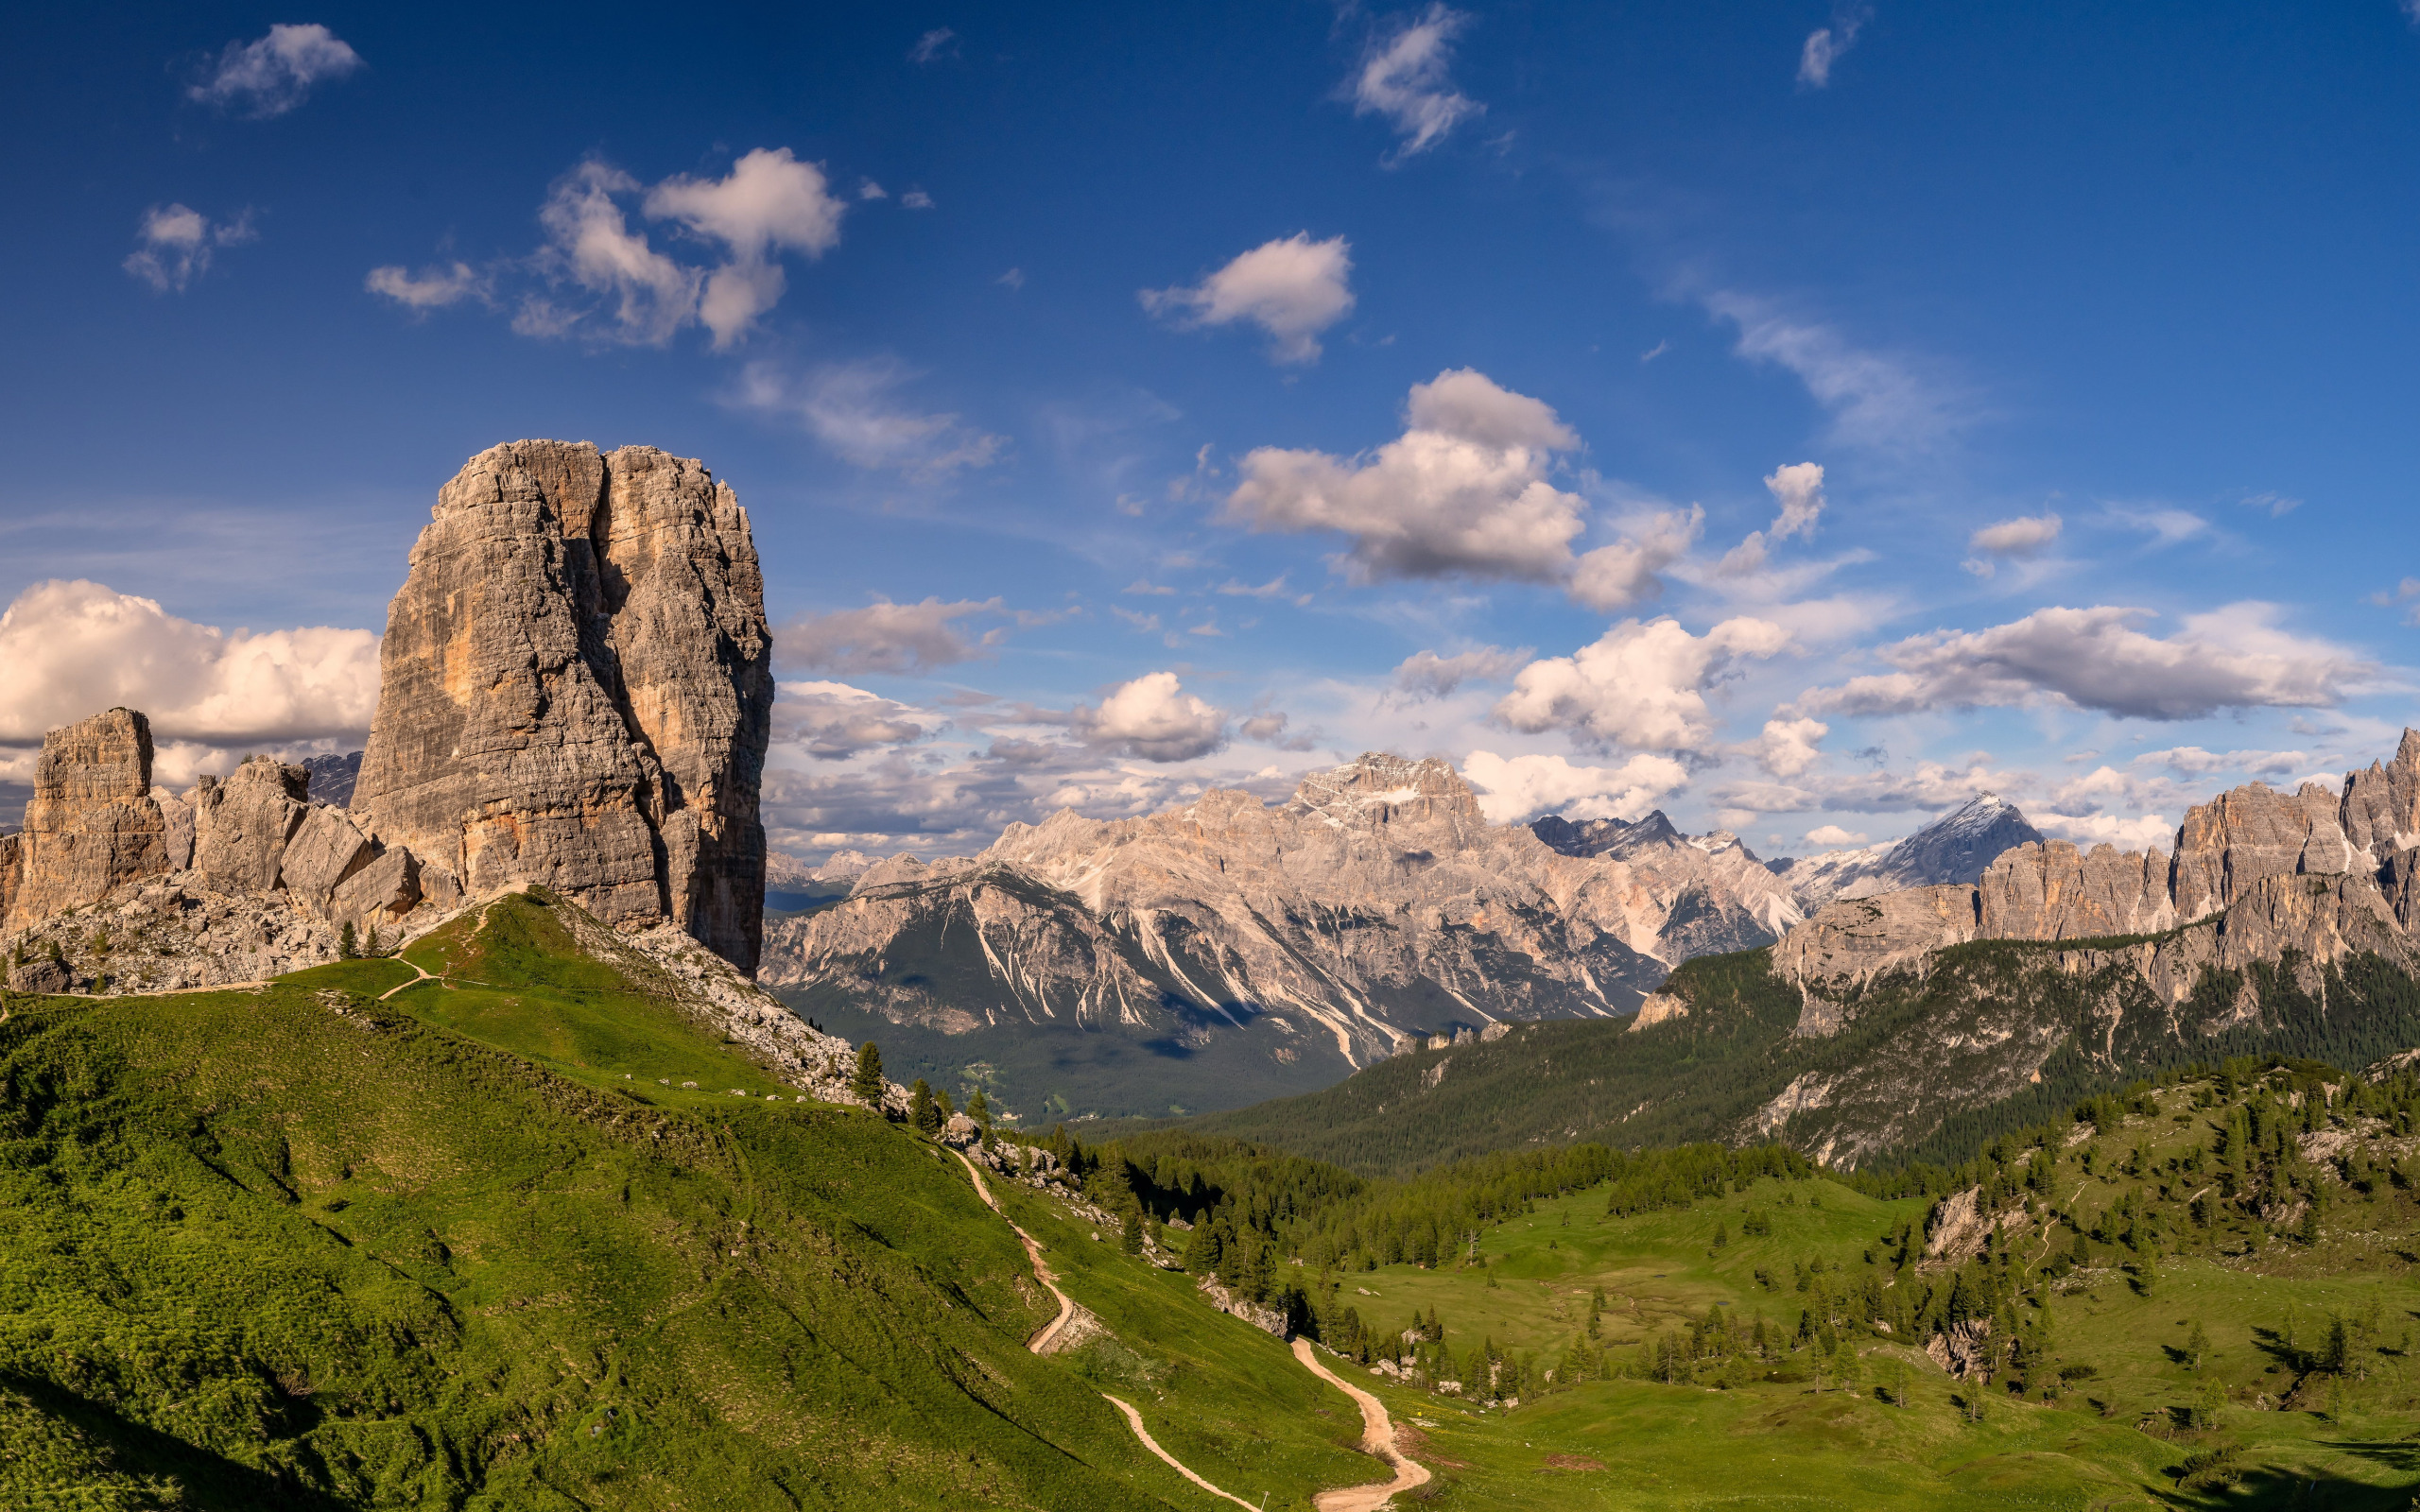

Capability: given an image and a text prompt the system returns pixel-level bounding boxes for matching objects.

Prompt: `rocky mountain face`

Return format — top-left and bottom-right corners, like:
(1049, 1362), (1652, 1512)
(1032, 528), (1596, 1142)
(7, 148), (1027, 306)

(1768, 794), (2045, 905)
(354, 440), (774, 972)
(758, 752), (1810, 1116)
(4, 440), (775, 993)
(1717, 730), (2420, 1164)
(1, 709), (168, 933)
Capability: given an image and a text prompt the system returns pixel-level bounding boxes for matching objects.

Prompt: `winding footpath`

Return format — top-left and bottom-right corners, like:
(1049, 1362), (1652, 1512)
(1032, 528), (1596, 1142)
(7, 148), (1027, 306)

(1290, 1339), (1431, 1512)
(950, 1144), (1428, 1511)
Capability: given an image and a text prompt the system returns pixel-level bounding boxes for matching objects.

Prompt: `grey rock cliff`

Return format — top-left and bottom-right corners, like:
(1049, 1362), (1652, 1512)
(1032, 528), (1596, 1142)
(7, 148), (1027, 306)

(1975, 840), (2175, 941)
(191, 759), (310, 896)
(3, 709), (168, 930)
(354, 440), (772, 972)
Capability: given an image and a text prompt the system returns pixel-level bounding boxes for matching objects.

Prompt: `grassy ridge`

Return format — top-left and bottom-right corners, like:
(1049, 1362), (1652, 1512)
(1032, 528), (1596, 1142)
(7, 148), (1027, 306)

(0, 894), (1195, 1510)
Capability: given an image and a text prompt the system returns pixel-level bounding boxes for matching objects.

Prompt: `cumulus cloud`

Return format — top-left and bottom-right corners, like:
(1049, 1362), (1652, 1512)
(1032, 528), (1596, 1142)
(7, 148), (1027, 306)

(1797, 4), (1871, 89)
(1495, 616), (1790, 755)
(190, 24), (362, 117)
(1142, 233), (1355, 365)
(1749, 716), (1828, 778)
(1719, 463), (1826, 576)
(1791, 604), (2372, 722)
(1392, 644), (1530, 699)
(1239, 711), (1318, 750)
(0, 580), (378, 746)
(123, 204), (255, 294)
(777, 596), (1003, 676)
(645, 147), (847, 347)
(1073, 672), (1228, 762)
(1803, 824), (1866, 848)
(365, 261), (486, 312)
(733, 359), (1005, 477)
(474, 149), (845, 347)
(1225, 369), (1587, 585)
(1572, 506), (1703, 610)
(774, 681), (943, 761)
(1461, 750), (1691, 824)
(1351, 4), (1483, 161)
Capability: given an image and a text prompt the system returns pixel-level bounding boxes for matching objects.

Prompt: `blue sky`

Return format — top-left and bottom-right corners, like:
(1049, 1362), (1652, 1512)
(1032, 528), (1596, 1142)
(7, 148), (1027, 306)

(2, 2), (2416, 863)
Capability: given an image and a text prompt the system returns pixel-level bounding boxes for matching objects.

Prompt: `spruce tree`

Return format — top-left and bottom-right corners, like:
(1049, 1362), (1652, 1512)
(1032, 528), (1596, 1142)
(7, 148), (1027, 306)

(909, 1079), (939, 1134)
(850, 1041), (886, 1108)
(338, 921), (357, 959)
(967, 1088), (990, 1125)
(1121, 1208), (1144, 1255)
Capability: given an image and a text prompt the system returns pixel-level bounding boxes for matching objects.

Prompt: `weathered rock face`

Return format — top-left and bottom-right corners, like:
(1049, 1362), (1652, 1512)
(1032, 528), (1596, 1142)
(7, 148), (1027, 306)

(3, 709), (168, 930)
(1976, 841), (2175, 941)
(1767, 885), (1979, 1023)
(2170, 781), (2352, 921)
(278, 805), (377, 914)
(354, 440), (772, 972)
(191, 760), (310, 896)
(764, 752), (1806, 1072)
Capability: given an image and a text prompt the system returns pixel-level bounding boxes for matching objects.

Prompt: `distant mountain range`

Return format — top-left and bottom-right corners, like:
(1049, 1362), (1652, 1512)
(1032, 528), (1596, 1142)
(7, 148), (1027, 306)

(754, 757), (2053, 1122)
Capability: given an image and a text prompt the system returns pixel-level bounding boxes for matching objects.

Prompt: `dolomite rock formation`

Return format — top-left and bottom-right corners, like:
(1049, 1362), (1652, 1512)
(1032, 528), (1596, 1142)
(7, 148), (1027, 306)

(354, 440), (773, 972)
(1768, 728), (2420, 1020)
(1771, 793), (2045, 906)
(762, 752), (1805, 1069)
(1975, 840), (2175, 941)
(2, 709), (168, 930)
(190, 760), (310, 896)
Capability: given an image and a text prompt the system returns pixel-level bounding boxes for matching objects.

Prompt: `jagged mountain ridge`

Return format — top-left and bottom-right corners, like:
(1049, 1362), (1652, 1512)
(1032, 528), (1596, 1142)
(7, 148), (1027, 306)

(758, 753), (1822, 1114)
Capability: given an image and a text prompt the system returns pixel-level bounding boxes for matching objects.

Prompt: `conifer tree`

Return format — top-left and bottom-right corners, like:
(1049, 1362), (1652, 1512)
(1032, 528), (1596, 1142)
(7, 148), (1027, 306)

(850, 1041), (886, 1107)
(910, 1079), (939, 1134)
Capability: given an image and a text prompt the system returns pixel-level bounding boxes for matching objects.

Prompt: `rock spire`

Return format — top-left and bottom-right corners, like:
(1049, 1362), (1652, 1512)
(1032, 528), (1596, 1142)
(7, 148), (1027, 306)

(354, 440), (773, 972)
(2, 708), (168, 930)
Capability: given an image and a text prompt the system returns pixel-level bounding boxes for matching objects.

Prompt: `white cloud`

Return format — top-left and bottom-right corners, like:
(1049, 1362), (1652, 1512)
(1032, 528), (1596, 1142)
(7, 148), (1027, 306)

(527, 161), (700, 344)
(777, 597), (1004, 676)
(1803, 824), (1866, 847)
(774, 680), (943, 761)
(1719, 463), (1827, 577)
(1225, 369), (1585, 584)
(2131, 746), (2310, 780)
(1216, 575), (1303, 602)
(1571, 506), (1703, 610)
(2372, 576), (2420, 627)
(2241, 491), (2301, 517)
(1700, 290), (1966, 453)
(733, 359), (1005, 477)
(1749, 716), (1828, 778)
(1073, 673), (1228, 762)
(1791, 603), (2373, 722)
(901, 190), (935, 209)
(123, 204), (255, 294)
(1392, 645), (1529, 699)
(2031, 810), (2177, 851)
(1239, 711), (1317, 750)
(644, 147), (847, 347)
(1461, 750), (1691, 824)
(1797, 5), (1871, 89)
(1124, 579), (1176, 596)
(1495, 616), (1790, 755)
(858, 180), (889, 200)
(189, 24), (362, 117)
(2102, 506), (2209, 547)
(1969, 512), (2061, 555)
(1351, 4), (1483, 161)
(365, 262), (485, 312)
(908, 27), (958, 63)
(1141, 232), (1356, 365)
(0, 579), (378, 745)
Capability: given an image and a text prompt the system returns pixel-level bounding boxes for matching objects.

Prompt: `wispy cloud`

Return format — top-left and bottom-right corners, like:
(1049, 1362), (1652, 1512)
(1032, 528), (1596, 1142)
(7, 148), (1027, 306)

(1699, 288), (1972, 454)
(123, 204), (255, 293)
(733, 358), (1006, 478)
(908, 27), (958, 63)
(189, 24), (362, 117)
(1349, 5), (1483, 163)
(1797, 5), (1872, 89)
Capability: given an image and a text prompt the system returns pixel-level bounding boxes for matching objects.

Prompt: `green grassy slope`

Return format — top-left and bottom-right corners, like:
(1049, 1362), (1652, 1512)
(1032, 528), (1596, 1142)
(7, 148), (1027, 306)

(1054, 1059), (2420, 1507)
(0, 893), (1211, 1510)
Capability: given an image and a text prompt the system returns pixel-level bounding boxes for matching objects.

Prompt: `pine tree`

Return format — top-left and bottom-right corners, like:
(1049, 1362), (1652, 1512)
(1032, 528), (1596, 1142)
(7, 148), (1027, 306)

(338, 921), (357, 959)
(850, 1041), (886, 1108)
(1121, 1208), (1144, 1255)
(2187, 1318), (2210, 1371)
(909, 1079), (939, 1134)
(968, 1088), (990, 1125)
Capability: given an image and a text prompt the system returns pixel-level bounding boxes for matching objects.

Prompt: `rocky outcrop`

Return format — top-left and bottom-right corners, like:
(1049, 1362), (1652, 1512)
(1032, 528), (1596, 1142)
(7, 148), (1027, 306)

(191, 760), (310, 896)
(1976, 841), (2174, 941)
(1768, 885), (1979, 1010)
(2171, 781), (2353, 920)
(279, 805), (377, 913)
(4, 709), (168, 930)
(354, 440), (772, 973)
(2342, 730), (2420, 857)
